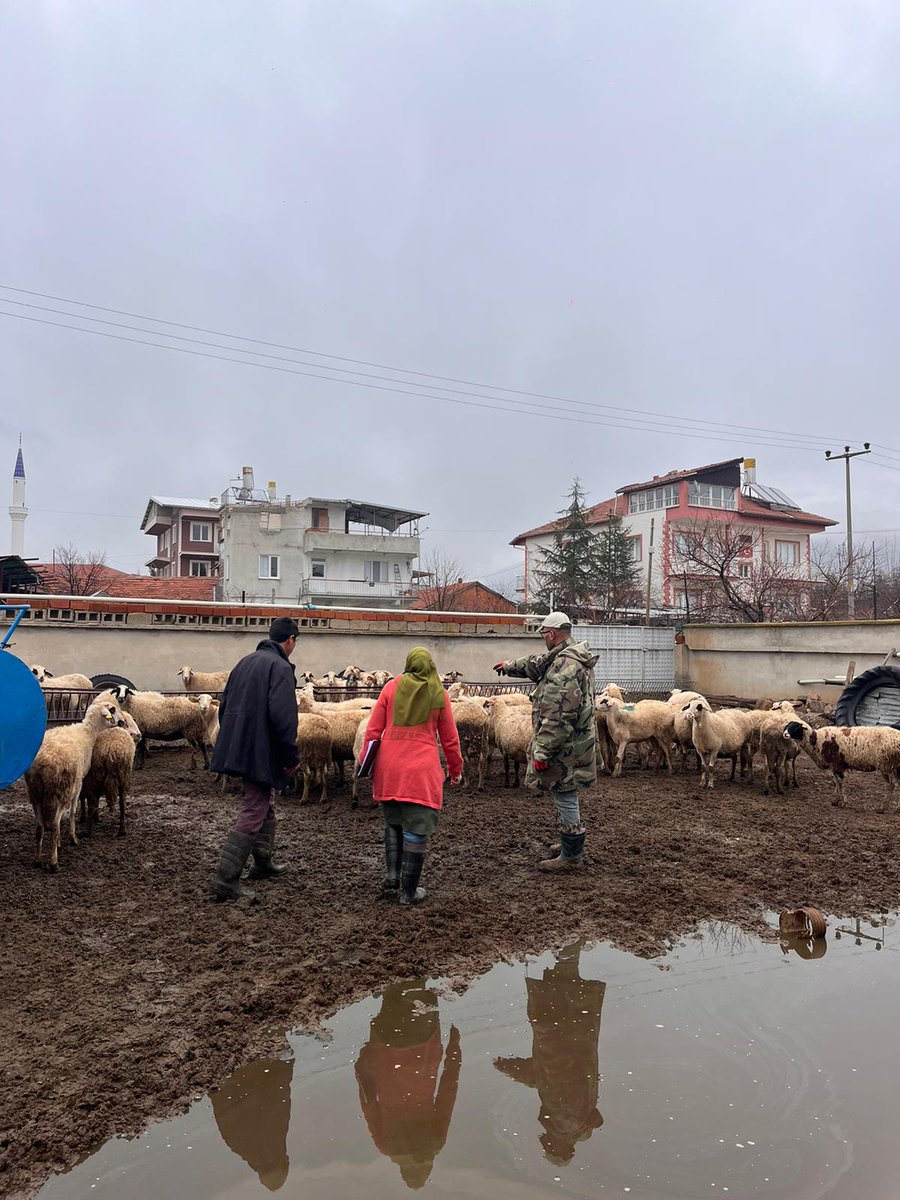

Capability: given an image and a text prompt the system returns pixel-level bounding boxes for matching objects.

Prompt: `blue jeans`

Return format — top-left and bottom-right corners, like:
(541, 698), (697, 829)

(552, 789), (582, 829)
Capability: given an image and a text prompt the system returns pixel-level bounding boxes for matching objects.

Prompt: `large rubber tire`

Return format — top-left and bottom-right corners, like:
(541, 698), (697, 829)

(835, 665), (900, 728)
(90, 672), (137, 692)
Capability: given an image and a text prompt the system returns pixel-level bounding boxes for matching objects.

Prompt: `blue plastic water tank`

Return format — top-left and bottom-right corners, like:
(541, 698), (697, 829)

(0, 651), (47, 789)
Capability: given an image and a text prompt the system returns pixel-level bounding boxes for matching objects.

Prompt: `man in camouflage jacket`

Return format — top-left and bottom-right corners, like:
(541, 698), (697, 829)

(495, 612), (597, 871)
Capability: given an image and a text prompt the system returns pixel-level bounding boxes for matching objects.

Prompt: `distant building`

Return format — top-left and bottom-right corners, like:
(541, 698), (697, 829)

(140, 496), (220, 579)
(412, 579), (518, 614)
(9, 441), (27, 557)
(30, 561), (217, 601)
(513, 457), (837, 614)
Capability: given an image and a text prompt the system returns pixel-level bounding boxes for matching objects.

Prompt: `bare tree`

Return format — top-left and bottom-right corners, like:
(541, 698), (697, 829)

(807, 541), (875, 621)
(672, 520), (831, 623)
(415, 548), (467, 610)
(47, 543), (111, 596)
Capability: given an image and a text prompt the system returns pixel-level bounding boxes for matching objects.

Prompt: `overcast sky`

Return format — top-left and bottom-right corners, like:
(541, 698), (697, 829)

(3, 0), (900, 587)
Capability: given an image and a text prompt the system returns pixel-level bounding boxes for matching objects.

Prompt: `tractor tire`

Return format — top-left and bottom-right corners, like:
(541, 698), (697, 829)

(834, 665), (900, 729)
(90, 672), (137, 692)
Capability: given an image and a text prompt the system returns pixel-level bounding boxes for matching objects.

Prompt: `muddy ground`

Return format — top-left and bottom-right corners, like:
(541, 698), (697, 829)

(2, 749), (900, 1198)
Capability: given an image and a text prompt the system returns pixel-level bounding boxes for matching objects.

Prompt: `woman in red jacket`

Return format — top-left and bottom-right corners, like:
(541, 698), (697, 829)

(362, 647), (463, 905)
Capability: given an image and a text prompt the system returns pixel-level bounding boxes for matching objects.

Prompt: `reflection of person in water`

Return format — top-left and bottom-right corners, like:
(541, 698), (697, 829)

(355, 979), (462, 1189)
(495, 941), (605, 1164)
(210, 1057), (293, 1191)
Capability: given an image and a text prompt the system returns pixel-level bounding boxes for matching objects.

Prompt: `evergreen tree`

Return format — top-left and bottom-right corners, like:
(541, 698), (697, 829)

(596, 514), (642, 616)
(533, 479), (607, 619)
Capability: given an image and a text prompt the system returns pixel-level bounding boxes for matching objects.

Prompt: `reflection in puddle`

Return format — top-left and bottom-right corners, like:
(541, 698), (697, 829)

(494, 940), (604, 1165)
(209, 1057), (292, 1191)
(355, 979), (461, 1189)
(38, 912), (900, 1200)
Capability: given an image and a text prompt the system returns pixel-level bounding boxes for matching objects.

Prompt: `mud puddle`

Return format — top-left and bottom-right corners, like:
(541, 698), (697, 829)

(38, 914), (898, 1200)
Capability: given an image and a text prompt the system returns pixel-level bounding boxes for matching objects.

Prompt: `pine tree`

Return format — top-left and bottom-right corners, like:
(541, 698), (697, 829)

(533, 479), (607, 619)
(596, 514), (642, 616)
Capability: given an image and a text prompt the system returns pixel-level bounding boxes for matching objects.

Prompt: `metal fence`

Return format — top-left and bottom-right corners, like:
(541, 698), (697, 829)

(42, 688), (226, 726)
(573, 624), (675, 696)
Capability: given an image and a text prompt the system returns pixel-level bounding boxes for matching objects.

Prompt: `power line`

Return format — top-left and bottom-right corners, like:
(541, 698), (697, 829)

(0, 306), (872, 456)
(0, 283), (880, 455)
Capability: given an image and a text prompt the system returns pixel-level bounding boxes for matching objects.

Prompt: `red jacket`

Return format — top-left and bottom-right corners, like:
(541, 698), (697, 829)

(363, 678), (463, 810)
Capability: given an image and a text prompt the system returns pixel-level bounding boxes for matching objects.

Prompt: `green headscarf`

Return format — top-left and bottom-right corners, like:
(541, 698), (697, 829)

(392, 647), (446, 727)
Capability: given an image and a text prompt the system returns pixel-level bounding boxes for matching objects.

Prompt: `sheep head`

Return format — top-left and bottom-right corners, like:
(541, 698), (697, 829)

(31, 665), (50, 681)
(682, 698), (710, 721)
(783, 720), (812, 743)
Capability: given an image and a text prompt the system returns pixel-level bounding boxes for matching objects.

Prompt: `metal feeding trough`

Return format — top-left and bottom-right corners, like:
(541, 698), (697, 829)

(0, 605), (47, 790)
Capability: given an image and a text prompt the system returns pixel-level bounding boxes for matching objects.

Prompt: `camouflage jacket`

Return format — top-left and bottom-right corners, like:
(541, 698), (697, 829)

(503, 640), (598, 791)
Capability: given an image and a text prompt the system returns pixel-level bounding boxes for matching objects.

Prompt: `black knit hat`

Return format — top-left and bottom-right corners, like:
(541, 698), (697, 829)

(269, 616), (300, 642)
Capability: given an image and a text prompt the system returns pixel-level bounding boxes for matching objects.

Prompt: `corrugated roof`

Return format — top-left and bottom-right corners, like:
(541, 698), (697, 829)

(147, 496), (219, 510)
(616, 457), (743, 494)
(411, 580), (518, 613)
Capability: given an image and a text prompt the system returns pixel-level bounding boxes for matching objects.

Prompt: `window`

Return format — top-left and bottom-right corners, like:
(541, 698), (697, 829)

(626, 535), (642, 563)
(737, 563), (751, 579)
(311, 506), (329, 530)
(311, 558), (326, 579)
(189, 560), (211, 577)
(688, 482), (736, 510)
(628, 484), (679, 514)
(191, 522), (212, 542)
(365, 560), (389, 583)
(775, 540), (800, 565)
(259, 554), (280, 579)
(674, 531), (703, 557)
(738, 533), (753, 558)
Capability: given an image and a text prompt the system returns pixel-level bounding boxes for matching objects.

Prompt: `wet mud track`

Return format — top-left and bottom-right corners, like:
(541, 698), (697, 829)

(2, 751), (900, 1197)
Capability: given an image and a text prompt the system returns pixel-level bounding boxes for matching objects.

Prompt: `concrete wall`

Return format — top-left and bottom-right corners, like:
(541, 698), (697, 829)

(10, 624), (535, 692)
(676, 620), (900, 700)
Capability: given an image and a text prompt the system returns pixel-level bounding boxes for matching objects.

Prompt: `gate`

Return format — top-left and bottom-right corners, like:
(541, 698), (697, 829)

(573, 625), (675, 696)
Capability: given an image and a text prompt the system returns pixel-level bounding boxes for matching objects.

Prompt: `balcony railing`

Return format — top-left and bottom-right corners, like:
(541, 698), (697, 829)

(300, 577), (419, 600)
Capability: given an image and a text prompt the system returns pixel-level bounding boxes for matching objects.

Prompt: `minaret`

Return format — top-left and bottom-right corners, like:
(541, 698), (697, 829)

(10, 438), (27, 557)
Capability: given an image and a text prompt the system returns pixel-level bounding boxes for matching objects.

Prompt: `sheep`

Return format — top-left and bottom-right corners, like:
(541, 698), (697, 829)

(484, 699), (532, 787)
(80, 709), (142, 838)
(681, 698), (753, 790)
(31, 665), (94, 690)
(25, 698), (128, 871)
(596, 696), (675, 777)
(295, 714), (332, 804)
(783, 720), (900, 810)
(178, 665), (230, 693)
(339, 664), (365, 688)
(295, 687), (375, 715)
(109, 686), (219, 768)
(361, 670), (393, 688)
(351, 712), (375, 808)
(447, 681), (474, 700)
(440, 671), (465, 687)
(311, 671), (346, 690)
(754, 710), (801, 795)
(314, 706), (371, 785)
(450, 698), (491, 790)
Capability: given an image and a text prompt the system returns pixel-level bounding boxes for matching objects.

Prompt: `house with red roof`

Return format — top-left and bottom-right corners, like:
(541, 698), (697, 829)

(411, 579), (517, 614)
(512, 457), (837, 615)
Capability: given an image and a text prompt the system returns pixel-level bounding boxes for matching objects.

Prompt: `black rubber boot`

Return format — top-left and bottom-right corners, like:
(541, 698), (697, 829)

(248, 819), (287, 879)
(382, 823), (403, 894)
(212, 831), (257, 901)
(398, 837), (427, 905)
(538, 829), (586, 872)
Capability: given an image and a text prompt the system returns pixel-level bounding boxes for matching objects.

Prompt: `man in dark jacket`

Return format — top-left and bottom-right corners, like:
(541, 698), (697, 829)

(211, 616), (301, 901)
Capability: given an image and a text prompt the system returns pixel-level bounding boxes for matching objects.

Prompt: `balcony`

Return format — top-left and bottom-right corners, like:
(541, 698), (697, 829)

(300, 577), (419, 601)
(304, 529), (420, 555)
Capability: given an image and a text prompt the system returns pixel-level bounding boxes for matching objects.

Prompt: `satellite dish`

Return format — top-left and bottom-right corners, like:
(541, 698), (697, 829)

(0, 651), (47, 789)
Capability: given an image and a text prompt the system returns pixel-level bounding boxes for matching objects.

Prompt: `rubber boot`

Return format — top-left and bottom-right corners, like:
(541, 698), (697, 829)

(538, 829), (586, 872)
(212, 831), (257, 901)
(248, 819), (287, 879)
(382, 823), (403, 894)
(398, 837), (427, 905)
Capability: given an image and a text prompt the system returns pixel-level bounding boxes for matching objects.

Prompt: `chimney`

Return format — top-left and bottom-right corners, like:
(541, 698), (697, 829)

(268, 480), (277, 502)
(742, 458), (757, 486)
(241, 466), (254, 497)
(284, 494), (292, 507)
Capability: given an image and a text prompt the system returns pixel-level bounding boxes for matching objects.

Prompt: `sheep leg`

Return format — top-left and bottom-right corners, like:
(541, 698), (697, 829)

(877, 771), (893, 814)
(48, 810), (63, 872)
(705, 751), (719, 790)
(790, 755), (799, 788)
(319, 766), (328, 803)
(504, 754), (510, 788)
(299, 767), (311, 805)
(351, 768), (359, 809)
(657, 737), (674, 774)
(67, 786), (80, 847)
(117, 784), (126, 837)
(831, 772), (845, 806)
(477, 750), (486, 792)
(33, 816), (44, 868)
(728, 754), (737, 782)
(613, 741), (627, 778)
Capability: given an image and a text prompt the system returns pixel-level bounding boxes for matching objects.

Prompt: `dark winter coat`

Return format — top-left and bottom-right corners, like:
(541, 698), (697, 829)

(210, 640), (299, 787)
(504, 639), (598, 791)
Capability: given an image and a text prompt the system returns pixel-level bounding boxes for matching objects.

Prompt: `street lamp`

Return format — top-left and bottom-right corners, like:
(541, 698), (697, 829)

(825, 443), (870, 618)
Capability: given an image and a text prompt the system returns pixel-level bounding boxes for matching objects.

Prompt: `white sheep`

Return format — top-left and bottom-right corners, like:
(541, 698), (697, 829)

(783, 720), (900, 810)
(755, 710), (801, 795)
(178, 665), (230, 692)
(25, 697), (127, 870)
(31, 665), (94, 690)
(81, 709), (142, 838)
(681, 698), (753, 790)
(484, 700), (532, 787)
(450, 698), (491, 790)
(295, 714), (332, 804)
(110, 686), (219, 768)
(596, 696), (675, 777)
(440, 671), (465, 687)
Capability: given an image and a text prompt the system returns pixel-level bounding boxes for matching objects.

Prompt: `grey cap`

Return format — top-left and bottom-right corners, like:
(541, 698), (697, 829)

(539, 611), (572, 631)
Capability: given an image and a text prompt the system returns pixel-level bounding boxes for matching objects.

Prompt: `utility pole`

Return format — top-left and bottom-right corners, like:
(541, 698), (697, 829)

(825, 443), (870, 619)
(644, 517), (655, 626)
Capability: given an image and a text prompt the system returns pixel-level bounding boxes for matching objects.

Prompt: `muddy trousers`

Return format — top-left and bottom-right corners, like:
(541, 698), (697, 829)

(552, 789), (586, 836)
(233, 779), (275, 835)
